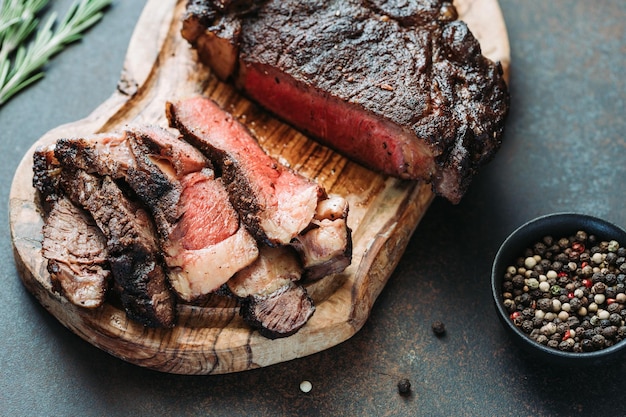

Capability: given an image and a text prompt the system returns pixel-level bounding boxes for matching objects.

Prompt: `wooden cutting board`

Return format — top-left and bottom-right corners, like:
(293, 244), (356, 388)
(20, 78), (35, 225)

(9, 0), (510, 374)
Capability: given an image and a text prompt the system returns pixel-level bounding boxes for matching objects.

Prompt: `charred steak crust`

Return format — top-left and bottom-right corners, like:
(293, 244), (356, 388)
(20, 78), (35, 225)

(55, 144), (177, 329)
(182, 0), (510, 203)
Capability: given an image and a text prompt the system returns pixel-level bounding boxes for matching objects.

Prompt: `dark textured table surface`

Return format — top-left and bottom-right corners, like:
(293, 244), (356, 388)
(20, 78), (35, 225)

(2, 1), (625, 416)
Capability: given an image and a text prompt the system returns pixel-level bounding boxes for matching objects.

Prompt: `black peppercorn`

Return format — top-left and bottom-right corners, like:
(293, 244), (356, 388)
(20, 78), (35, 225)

(606, 252), (618, 265)
(512, 275), (525, 289)
(609, 313), (622, 326)
(592, 334), (606, 348)
(537, 298), (551, 312)
(592, 272), (605, 283)
(603, 326), (618, 339)
(431, 321), (446, 336)
(607, 303), (621, 314)
(581, 339), (594, 351)
(397, 379), (411, 396)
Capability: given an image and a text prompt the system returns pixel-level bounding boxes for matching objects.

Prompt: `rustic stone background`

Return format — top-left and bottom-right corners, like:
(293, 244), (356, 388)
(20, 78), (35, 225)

(1, 1), (625, 415)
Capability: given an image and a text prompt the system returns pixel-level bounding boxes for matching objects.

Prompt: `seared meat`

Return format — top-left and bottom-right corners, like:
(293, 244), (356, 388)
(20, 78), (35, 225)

(125, 127), (259, 301)
(163, 169), (259, 301)
(240, 282), (315, 339)
(226, 244), (317, 338)
(227, 245), (302, 298)
(127, 125), (208, 177)
(42, 196), (110, 308)
(32, 103), (351, 336)
(181, 0), (509, 203)
(59, 168), (176, 328)
(34, 145), (111, 308)
(54, 134), (178, 327)
(53, 133), (132, 179)
(56, 127), (260, 303)
(292, 195), (352, 281)
(33, 144), (62, 208)
(166, 96), (323, 246)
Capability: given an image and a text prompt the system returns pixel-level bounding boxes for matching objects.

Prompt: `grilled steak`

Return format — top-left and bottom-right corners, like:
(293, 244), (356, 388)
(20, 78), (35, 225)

(240, 282), (315, 339)
(51, 134), (178, 328)
(227, 245), (302, 299)
(127, 124), (208, 178)
(126, 127), (259, 301)
(292, 195), (352, 281)
(161, 169), (259, 301)
(34, 146), (111, 309)
(60, 168), (176, 327)
(181, 0), (510, 203)
(33, 144), (62, 208)
(32, 100), (352, 337)
(166, 96), (324, 246)
(55, 128), (260, 303)
(42, 196), (110, 308)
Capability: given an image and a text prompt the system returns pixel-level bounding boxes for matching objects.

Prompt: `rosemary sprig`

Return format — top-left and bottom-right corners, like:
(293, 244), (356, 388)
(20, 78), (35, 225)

(0, 0), (112, 106)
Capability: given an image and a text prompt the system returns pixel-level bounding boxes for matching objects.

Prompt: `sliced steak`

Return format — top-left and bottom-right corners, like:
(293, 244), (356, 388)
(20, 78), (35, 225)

(227, 245), (302, 298)
(55, 131), (183, 238)
(58, 166), (176, 328)
(42, 196), (110, 308)
(292, 195), (352, 281)
(53, 133), (132, 179)
(34, 146), (111, 308)
(126, 125), (209, 178)
(166, 96), (323, 246)
(124, 127), (259, 301)
(181, 0), (510, 203)
(163, 169), (259, 301)
(240, 282), (315, 339)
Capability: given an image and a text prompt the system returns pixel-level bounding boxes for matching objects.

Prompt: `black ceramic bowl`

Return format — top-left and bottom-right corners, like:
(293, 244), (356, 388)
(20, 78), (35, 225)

(491, 213), (626, 366)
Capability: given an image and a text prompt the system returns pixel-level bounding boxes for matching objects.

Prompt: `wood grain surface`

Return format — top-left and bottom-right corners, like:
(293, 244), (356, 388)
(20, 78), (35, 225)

(9, 0), (510, 374)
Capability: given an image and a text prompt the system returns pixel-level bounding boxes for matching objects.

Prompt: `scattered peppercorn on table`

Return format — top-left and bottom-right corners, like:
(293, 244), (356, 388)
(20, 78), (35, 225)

(2, 0), (626, 416)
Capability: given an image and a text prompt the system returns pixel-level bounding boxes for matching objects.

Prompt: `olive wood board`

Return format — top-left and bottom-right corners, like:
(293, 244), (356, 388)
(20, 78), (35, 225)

(9, 0), (510, 375)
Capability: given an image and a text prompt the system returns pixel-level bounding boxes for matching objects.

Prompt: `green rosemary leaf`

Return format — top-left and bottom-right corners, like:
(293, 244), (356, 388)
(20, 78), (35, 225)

(0, 0), (112, 106)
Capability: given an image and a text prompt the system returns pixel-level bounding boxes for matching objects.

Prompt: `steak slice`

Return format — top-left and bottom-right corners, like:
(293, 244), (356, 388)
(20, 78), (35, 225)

(240, 282), (315, 339)
(181, 0), (510, 203)
(33, 144), (62, 208)
(166, 96), (323, 246)
(125, 127), (259, 301)
(59, 167), (176, 328)
(227, 245), (316, 338)
(227, 245), (302, 298)
(42, 196), (111, 308)
(163, 169), (259, 301)
(34, 146), (111, 308)
(292, 195), (352, 281)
